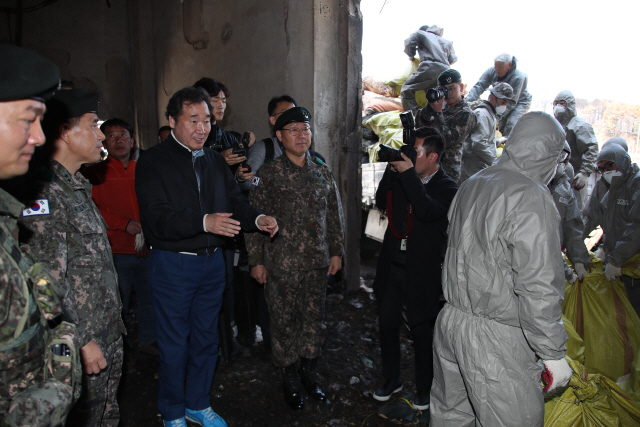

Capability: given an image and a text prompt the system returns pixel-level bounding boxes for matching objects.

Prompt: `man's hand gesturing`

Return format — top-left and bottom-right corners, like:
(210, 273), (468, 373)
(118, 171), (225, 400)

(205, 213), (241, 237)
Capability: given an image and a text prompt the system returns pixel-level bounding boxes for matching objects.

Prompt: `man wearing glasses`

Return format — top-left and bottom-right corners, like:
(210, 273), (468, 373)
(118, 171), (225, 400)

(245, 107), (344, 411)
(552, 90), (599, 210)
(417, 69), (476, 183)
(583, 143), (640, 315)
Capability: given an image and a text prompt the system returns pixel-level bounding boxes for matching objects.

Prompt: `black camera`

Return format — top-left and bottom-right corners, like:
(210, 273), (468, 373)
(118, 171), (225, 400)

(232, 132), (251, 157)
(378, 144), (416, 163)
(399, 111), (416, 146)
(426, 86), (450, 103)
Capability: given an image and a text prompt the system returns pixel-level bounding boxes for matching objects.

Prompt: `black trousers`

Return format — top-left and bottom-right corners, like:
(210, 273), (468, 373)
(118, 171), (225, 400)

(377, 262), (437, 394)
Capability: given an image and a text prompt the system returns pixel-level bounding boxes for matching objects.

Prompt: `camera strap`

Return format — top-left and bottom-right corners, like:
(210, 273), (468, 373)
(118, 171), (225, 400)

(386, 190), (413, 239)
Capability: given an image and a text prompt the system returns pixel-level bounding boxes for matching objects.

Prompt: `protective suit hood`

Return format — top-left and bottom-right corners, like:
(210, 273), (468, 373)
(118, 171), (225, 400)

(602, 137), (629, 152)
(426, 25), (444, 36)
(497, 111), (565, 185)
(553, 90), (577, 126)
(597, 143), (631, 172)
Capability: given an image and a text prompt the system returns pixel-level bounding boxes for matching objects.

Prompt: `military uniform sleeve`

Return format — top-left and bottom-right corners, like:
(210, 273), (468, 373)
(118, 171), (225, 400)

(436, 106), (476, 149)
(466, 68), (494, 102)
(326, 170), (345, 258)
(469, 110), (497, 166)
(573, 123), (599, 176)
(398, 168), (458, 222)
(511, 194), (568, 360)
(609, 182), (640, 267)
(246, 169), (271, 265)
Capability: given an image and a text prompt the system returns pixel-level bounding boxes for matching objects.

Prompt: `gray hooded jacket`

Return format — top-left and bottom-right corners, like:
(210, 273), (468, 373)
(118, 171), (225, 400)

(466, 56), (532, 120)
(443, 111), (568, 360)
(404, 26), (457, 65)
(553, 90), (599, 176)
(460, 100), (497, 184)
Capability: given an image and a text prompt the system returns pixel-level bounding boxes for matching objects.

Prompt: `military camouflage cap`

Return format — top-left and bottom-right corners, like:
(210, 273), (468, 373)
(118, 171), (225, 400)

(489, 82), (516, 105)
(273, 106), (312, 132)
(437, 69), (461, 86)
(0, 44), (60, 102)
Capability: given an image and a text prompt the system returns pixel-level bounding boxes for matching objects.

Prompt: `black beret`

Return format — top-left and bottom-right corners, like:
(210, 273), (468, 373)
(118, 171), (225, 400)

(437, 69), (462, 86)
(46, 88), (100, 121)
(0, 44), (60, 102)
(273, 107), (312, 132)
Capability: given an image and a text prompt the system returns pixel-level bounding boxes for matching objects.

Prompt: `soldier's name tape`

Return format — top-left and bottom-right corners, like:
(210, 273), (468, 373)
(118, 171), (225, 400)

(22, 199), (50, 216)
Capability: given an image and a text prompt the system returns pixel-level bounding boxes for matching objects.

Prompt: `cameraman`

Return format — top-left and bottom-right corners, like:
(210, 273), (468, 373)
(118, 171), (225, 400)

(416, 69), (475, 183)
(372, 127), (458, 410)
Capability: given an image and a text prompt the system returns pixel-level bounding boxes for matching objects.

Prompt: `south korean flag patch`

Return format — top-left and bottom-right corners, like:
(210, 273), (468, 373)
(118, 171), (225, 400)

(22, 199), (50, 216)
(251, 176), (261, 187)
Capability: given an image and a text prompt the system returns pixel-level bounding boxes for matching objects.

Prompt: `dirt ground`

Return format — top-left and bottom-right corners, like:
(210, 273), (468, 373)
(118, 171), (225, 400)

(117, 253), (429, 427)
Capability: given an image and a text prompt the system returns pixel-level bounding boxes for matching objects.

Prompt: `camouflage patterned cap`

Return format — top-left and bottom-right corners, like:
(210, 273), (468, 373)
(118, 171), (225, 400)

(273, 106), (312, 132)
(489, 82), (516, 105)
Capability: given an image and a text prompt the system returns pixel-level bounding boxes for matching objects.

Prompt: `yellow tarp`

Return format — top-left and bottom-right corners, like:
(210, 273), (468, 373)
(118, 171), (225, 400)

(384, 59), (427, 109)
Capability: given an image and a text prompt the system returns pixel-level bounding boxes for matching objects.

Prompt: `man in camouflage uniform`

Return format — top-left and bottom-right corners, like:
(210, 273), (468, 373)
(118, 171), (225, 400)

(0, 44), (80, 427)
(246, 107), (344, 411)
(416, 69), (476, 183)
(20, 89), (125, 427)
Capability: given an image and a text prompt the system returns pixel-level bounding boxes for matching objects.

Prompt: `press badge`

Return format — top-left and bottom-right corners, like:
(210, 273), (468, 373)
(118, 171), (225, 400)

(22, 199), (50, 216)
(400, 238), (407, 251)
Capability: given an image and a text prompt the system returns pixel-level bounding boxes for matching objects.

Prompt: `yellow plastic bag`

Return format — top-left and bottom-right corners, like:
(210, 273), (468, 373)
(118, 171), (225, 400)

(384, 59), (427, 109)
(622, 254), (640, 279)
(562, 272), (640, 401)
(544, 360), (640, 426)
(363, 111), (403, 135)
(367, 130), (404, 163)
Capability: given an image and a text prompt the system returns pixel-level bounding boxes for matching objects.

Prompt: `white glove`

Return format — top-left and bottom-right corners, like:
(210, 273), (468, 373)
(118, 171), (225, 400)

(541, 358), (572, 393)
(134, 230), (145, 252)
(604, 263), (622, 281)
(594, 246), (606, 261)
(496, 136), (508, 146)
(568, 272), (578, 284)
(573, 172), (588, 190)
(574, 263), (587, 281)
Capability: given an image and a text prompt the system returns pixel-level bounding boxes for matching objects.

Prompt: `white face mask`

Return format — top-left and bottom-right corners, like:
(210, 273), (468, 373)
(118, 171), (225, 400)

(554, 162), (566, 179)
(496, 104), (507, 115)
(553, 105), (566, 118)
(603, 170), (623, 184)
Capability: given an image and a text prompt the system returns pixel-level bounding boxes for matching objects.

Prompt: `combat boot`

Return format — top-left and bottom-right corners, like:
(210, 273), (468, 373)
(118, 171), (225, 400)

(281, 364), (305, 410)
(299, 357), (326, 401)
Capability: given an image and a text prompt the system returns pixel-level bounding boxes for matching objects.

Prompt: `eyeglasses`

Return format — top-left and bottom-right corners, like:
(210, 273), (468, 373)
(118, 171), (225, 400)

(597, 161), (615, 173)
(281, 127), (311, 136)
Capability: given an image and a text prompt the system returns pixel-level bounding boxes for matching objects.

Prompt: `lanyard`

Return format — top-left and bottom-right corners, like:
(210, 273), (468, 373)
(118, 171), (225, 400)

(386, 190), (413, 239)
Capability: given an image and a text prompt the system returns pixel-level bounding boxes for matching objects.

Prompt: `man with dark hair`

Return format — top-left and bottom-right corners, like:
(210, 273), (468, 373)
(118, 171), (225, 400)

(372, 127), (458, 410)
(158, 125), (172, 143)
(21, 88), (126, 427)
(0, 43), (80, 427)
(136, 86), (278, 427)
(417, 69), (476, 183)
(82, 118), (157, 363)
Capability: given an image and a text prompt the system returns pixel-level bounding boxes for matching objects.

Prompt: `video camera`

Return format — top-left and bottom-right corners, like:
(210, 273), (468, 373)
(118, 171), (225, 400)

(426, 86), (450, 103)
(377, 111), (417, 163)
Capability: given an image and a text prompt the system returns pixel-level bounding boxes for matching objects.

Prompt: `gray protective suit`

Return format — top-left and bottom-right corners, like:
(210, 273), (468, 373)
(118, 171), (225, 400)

(400, 26), (457, 112)
(549, 155), (591, 280)
(466, 57), (532, 136)
(430, 112), (568, 427)
(553, 90), (599, 209)
(459, 100), (497, 184)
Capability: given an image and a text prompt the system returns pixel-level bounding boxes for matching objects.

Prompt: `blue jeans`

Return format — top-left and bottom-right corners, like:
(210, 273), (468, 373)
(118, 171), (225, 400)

(150, 248), (226, 421)
(112, 253), (156, 346)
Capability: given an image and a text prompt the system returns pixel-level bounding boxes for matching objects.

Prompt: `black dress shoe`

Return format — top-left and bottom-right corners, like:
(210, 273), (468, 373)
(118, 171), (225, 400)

(282, 365), (305, 410)
(299, 358), (326, 402)
(413, 391), (430, 410)
(373, 377), (402, 401)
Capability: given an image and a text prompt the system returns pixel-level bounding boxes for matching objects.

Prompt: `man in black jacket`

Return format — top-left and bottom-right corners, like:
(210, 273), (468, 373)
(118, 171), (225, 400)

(135, 86), (278, 427)
(372, 127), (458, 411)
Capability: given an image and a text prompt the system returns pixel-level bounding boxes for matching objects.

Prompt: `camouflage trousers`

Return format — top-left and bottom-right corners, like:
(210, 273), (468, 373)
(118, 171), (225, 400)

(66, 336), (123, 427)
(265, 268), (327, 367)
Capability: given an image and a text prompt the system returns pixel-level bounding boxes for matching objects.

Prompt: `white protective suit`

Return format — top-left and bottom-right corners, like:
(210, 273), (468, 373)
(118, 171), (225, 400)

(553, 90), (599, 209)
(549, 143), (591, 281)
(400, 26), (457, 112)
(459, 100), (497, 184)
(431, 112), (568, 427)
(466, 56), (531, 137)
